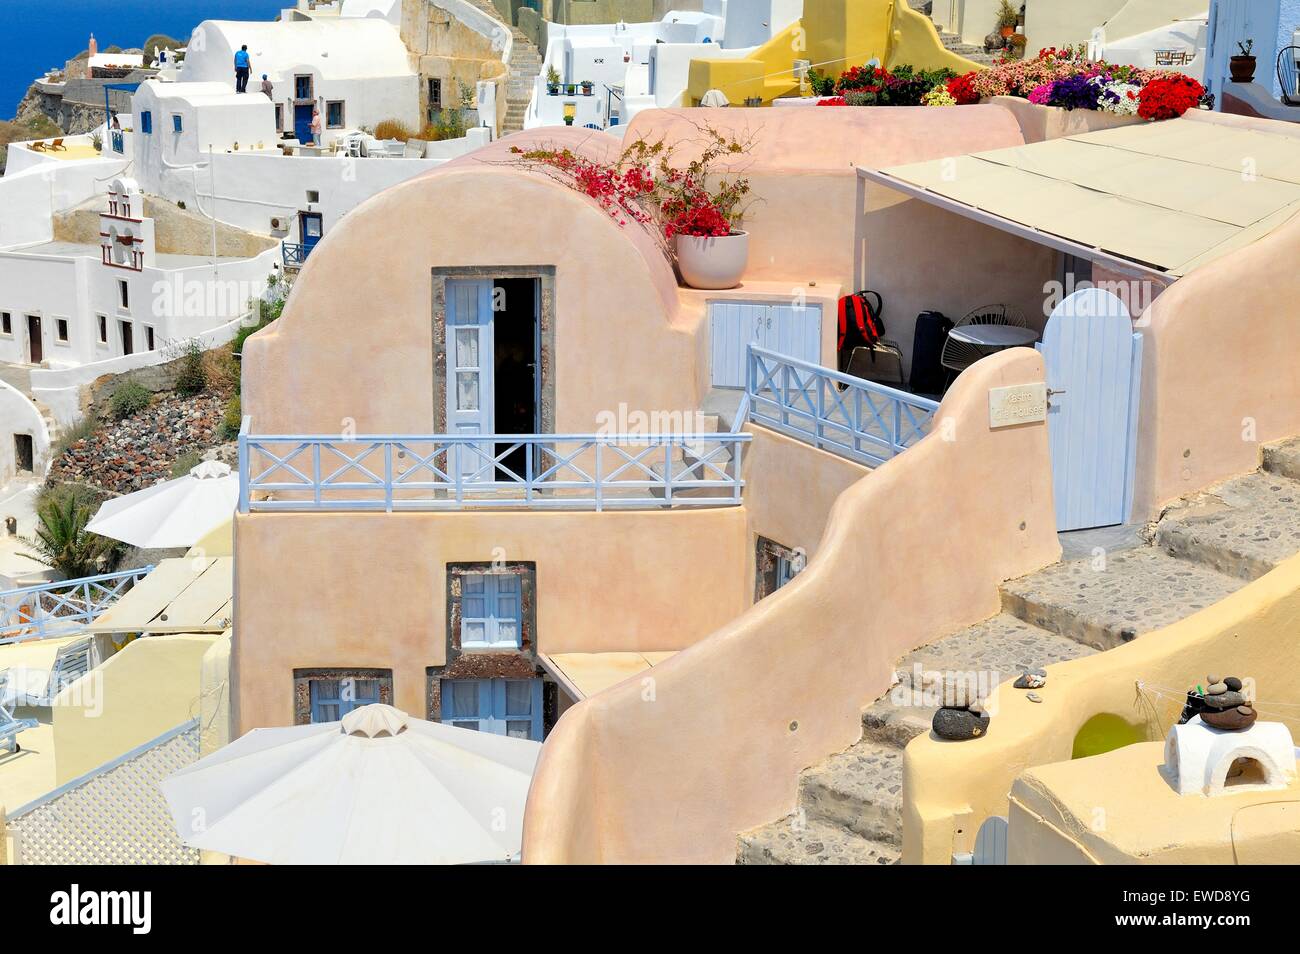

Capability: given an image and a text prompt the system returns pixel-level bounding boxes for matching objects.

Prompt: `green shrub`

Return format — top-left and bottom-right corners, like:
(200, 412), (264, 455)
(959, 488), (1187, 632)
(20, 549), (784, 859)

(52, 416), (98, 457)
(220, 396), (242, 441)
(170, 337), (208, 396)
(171, 449), (202, 477)
(109, 378), (152, 419)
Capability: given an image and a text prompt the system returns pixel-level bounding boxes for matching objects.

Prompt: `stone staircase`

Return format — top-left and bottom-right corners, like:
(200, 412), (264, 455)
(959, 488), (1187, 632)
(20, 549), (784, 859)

(465, 0), (543, 134)
(737, 436), (1300, 864)
(908, 0), (999, 67)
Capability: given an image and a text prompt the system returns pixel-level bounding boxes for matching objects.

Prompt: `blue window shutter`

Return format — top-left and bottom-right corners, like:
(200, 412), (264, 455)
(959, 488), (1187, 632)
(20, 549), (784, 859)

(492, 575), (521, 648)
(141, 111), (152, 134)
(172, 114), (182, 132)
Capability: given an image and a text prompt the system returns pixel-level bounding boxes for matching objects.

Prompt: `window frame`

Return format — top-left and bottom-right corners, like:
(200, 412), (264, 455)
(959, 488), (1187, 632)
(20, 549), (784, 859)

(140, 110), (152, 134)
(325, 100), (345, 129)
(439, 677), (543, 740)
(1, 312), (11, 337)
(293, 668), (394, 725)
(97, 314), (108, 344)
(117, 279), (130, 311)
(171, 113), (183, 133)
(54, 318), (69, 343)
(458, 570), (522, 650)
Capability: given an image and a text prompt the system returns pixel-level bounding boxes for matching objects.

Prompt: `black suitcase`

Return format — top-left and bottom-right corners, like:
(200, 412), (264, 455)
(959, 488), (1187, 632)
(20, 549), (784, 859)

(908, 310), (952, 396)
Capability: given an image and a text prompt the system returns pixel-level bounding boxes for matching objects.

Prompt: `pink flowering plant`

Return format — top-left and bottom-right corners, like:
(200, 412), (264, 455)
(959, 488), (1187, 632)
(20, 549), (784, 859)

(504, 124), (753, 252)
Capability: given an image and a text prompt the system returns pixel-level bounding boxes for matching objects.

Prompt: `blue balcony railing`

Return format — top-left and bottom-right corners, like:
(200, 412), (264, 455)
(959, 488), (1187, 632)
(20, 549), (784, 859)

(0, 567), (153, 645)
(238, 417), (750, 513)
(110, 130), (124, 154)
(746, 345), (938, 467)
(281, 242), (311, 267)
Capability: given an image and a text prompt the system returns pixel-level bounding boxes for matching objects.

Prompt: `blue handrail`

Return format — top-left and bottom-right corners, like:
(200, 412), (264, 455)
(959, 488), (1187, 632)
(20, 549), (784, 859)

(746, 344), (939, 466)
(0, 567), (154, 645)
(281, 242), (311, 267)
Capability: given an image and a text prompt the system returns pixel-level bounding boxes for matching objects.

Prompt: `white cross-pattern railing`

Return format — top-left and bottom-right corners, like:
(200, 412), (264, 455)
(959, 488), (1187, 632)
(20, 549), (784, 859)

(238, 417), (751, 512)
(0, 567), (153, 645)
(746, 345), (939, 466)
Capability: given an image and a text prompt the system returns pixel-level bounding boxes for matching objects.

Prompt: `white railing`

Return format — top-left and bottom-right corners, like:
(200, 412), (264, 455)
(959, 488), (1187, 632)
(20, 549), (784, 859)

(0, 567), (153, 645)
(238, 417), (750, 512)
(746, 345), (939, 466)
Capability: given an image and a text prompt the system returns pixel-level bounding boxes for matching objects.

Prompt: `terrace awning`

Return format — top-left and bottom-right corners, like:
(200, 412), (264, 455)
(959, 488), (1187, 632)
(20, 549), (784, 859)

(859, 116), (1300, 277)
(540, 651), (679, 700)
(85, 557), (232, 634)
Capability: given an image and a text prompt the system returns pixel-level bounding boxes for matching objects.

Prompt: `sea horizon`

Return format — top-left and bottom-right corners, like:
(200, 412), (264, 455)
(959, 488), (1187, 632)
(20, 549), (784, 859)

(3, 0), (287, 121)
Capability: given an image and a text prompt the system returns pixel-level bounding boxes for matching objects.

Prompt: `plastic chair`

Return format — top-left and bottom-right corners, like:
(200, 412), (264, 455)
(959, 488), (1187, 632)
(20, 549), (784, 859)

(939, 304), (1027, 374)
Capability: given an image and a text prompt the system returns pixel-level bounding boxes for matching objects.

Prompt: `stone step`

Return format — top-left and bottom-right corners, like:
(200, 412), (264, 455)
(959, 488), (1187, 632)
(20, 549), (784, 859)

(1000, 548), (1244, 651)
(861, 696), (936, 748)
(738, 817), (899, 865)
(797, 740), (903, 844)
(892, 612), (1097, 693)
(1155, 471), (1300, 582)
(1262, 436), (1300, 481)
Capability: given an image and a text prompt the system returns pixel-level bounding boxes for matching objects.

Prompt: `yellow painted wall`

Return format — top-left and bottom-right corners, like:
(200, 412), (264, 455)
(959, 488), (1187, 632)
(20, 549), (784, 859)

(686, 0), (985, 107)
(51, 634), (216, 784)
(902, 549), (1300, 864)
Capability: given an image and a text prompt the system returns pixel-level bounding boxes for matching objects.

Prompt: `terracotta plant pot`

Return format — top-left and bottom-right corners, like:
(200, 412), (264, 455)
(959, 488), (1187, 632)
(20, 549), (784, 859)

(1000, 25), (1014, 37)
(676, 231), (749, 289)
(1229, 55), (1257, 83)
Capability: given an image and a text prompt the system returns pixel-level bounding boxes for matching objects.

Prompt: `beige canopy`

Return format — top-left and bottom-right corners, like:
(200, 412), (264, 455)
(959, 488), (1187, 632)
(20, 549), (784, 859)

(541, 651), (679, 700)
(862, 117), (1300, 277)
(86, 557), (232, 634)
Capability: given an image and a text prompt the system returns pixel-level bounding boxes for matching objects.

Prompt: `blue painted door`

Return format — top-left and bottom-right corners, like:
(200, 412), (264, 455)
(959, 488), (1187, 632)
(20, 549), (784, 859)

(299, 211), (322, 252)
(294, 103), (314, 142)
(460, 572), (522, 649)
(710, 301), (821, 388)
(1039, 288), (1143, 532)
(441, 678), (543, 739)
(446, 279), (495, 482)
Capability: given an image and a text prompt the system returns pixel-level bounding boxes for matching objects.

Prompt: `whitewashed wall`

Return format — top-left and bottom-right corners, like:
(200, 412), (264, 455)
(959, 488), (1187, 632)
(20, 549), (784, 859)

(0, 380), (51, 487)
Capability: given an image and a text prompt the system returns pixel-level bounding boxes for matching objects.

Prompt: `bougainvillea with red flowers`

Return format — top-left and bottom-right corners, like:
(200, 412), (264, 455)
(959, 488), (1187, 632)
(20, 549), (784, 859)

(506, 125), (752, 245)
(1137, 74), (1205, 120)
(945, 72), (980, 105)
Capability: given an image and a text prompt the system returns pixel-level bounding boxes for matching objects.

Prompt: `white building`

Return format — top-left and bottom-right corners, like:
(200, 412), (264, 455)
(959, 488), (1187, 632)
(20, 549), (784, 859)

(179, 18), (420, 141)
(525, 0), (801, 129)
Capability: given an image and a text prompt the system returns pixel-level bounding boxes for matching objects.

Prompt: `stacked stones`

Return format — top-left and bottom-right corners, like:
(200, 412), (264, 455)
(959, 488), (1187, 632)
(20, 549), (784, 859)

(1184, 674), (1257, 731)
(931, 675), (989, 740)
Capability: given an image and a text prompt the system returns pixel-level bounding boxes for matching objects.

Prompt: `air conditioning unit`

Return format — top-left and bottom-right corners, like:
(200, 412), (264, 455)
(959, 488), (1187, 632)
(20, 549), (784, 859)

(270, 215), (288, 231)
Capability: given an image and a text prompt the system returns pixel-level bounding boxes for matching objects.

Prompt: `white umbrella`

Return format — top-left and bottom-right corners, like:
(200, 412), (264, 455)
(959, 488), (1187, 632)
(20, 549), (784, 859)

(86, 460), (237, 549)
(160, 704), (542, 865)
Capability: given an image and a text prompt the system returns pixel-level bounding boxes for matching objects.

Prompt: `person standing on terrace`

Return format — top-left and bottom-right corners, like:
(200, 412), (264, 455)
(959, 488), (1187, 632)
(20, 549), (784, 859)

(234, 45), (251, 93)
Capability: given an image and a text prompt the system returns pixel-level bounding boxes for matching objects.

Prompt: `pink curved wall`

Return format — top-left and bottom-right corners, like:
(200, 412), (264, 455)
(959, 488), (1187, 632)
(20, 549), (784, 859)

(522, 348), (1061, 863)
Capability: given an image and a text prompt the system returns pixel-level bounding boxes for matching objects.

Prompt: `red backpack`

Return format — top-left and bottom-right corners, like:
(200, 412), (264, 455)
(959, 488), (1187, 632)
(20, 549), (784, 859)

(837, 290), (885, 353)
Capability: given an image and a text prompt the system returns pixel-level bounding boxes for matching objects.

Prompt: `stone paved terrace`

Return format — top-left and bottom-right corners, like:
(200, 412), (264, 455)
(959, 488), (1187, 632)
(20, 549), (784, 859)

(739, 436), (1300, 864)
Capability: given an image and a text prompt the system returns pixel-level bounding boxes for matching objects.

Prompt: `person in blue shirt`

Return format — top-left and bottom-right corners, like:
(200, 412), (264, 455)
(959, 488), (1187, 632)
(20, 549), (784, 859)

(234, 45), (251, 93)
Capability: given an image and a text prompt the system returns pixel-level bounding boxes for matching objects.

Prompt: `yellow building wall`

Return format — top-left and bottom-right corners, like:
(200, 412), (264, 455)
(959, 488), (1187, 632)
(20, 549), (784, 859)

(902, 549), (1300, 864)
(51, 634), (217, 784)
(686, 0), (985, 106)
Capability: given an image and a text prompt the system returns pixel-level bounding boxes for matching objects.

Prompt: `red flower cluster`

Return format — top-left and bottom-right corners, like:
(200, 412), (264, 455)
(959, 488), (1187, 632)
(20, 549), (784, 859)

(945, 72), (980, 105)
(837, 65), (891, 93)
(1137, 74), (1204, 120)
(660, 189), (732, 239)
(816, 96), (848, 106)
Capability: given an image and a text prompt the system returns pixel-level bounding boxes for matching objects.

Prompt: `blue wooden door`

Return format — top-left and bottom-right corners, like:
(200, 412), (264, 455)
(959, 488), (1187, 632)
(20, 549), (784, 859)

(1039, 288), (1143, 532)
(446, 279), (495, 482)
(299, 211), (322, 252)
(294, 103), (314, 143)
(710, 301), (821, 388)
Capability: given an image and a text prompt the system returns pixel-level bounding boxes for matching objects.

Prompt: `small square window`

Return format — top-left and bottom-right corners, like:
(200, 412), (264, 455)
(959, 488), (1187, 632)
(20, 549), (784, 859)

(117, 280), (129, 310)
(325, 100), (344, 128)
(274, 104), (283, 131)
(55, 319), (69, 342)
(97, 315), (107, 343)
(172, 113), (183, 133)
(140, 110), (152, 134)
(305, 189), (320, 204)
(293, 668), (392, 725)
(458, 571), (522, 649)
(1, 312), (11, 336)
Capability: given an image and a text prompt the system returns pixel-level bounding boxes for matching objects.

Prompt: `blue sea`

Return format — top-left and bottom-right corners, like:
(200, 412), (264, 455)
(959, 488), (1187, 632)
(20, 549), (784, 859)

(3, 0), (287, 119)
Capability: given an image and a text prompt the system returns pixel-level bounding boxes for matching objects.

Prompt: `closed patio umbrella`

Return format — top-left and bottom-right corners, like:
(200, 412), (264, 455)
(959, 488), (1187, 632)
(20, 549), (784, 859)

(700, 88), (730, 107)
(85, 460), (237, 549)
(160, 704), (541, 865)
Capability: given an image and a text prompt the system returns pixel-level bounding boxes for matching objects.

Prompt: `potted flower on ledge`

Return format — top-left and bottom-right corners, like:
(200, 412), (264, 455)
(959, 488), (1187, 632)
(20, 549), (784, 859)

(580, 79), (595, 96)
(1230, 39), (1256, 83)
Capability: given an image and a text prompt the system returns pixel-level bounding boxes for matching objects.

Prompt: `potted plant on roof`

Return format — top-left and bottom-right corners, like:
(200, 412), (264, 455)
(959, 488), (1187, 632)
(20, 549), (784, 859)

(546, 65), (560, 96)
(1230, 39), (1256, 83)
(581, 79), (595, 96)
(996, 0), (1018, 38)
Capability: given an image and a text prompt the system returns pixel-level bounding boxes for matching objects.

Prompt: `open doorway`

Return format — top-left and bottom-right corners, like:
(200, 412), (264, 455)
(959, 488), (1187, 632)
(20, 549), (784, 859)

(13, 434), (34, 474)
(26, 315), (42, 364)
(493, 278), (539, 478)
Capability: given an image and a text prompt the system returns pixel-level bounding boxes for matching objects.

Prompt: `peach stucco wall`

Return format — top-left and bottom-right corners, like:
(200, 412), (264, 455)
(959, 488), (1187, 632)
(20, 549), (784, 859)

(521, 349), (1061, 863)
(624, 106), (1031, 287)
(232, 507), (748, 731)
(1131, 182), (1300, 516)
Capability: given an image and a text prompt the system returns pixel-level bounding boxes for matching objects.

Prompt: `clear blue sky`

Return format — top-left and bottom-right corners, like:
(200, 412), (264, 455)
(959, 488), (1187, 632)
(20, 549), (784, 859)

(4, 0), (286, 120)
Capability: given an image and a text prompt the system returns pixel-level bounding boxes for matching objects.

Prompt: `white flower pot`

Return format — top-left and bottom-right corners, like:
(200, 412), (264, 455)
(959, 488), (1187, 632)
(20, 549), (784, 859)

(675, 231), (749, 289)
